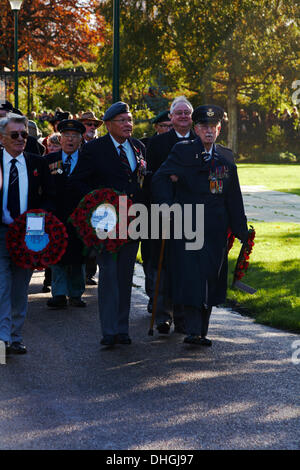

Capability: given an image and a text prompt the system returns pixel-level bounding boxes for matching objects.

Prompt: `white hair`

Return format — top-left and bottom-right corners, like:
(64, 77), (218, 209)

(169, 96), (193, 114)
(0, 113), (28, 135)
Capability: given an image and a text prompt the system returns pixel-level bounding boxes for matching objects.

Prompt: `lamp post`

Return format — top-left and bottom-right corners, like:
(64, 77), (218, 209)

(27, 53), (32, 115)
(112, 0), (120, 103)
(9, 0), (23, 110)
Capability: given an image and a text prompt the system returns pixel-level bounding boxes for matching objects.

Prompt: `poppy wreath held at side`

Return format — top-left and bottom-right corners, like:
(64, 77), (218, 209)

(6, 209), (68, 270)
(69, 188), (135, 255)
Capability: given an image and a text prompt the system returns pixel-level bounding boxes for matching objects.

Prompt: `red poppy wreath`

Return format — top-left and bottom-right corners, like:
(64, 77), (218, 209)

(6, 209), (68, 270)
(69, 188), (134, 255)
(227, 225), (256, 282)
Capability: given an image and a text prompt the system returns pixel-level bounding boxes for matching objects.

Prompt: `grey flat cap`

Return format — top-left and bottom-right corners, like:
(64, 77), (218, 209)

(103, 101), (130, 121)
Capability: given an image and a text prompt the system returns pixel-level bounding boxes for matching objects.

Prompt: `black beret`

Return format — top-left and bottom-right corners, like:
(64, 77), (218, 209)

(51, 111), (70, 123)
(192, 105), (224, 124)
(0, 100), (13, 112)
(152, 110), (170, 124)
(57, 119), (86, 134)
(103, 101), (130, 121)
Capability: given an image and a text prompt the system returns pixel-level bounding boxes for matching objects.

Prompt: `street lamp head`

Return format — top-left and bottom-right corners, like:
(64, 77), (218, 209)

(9, 0), (23, 11)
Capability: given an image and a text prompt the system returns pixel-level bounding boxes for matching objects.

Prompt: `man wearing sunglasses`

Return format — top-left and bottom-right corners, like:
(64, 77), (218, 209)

(0, 113), (54, 356)
(78, 111), (103, 145)
(0, 101), (45, 156)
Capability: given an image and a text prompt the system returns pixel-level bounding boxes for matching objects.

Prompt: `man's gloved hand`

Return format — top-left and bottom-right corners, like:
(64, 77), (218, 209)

(237, 228), (249, 244)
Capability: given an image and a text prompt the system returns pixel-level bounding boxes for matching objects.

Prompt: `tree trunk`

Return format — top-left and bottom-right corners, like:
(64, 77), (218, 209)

(227, 78), (238, 154)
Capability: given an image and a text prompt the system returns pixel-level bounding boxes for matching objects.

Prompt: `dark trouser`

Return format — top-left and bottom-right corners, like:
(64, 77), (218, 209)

(96, 242), (138, 337)
(153, 267), (185, 328)
(184, 305), (212, 337)
(86, 256), (97, 279)
(44, 267), (51, 287)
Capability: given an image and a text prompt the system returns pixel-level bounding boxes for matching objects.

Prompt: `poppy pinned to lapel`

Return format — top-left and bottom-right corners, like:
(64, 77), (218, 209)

(133, 146), (147, 188)
(33, 169), (38, 177)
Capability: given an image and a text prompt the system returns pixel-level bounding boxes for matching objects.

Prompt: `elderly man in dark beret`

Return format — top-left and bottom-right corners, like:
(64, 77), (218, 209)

(68, 101), (146, 347)
(45, 119), (87, 309)
(151, 104), (248, 347)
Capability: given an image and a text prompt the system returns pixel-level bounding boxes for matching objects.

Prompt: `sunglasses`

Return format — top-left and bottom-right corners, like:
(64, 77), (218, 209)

(4, 131), (29, 140)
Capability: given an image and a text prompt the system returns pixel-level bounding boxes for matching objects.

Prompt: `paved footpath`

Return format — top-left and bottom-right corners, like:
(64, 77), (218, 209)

(241, 185), (300, 223)
(0, 187), (299, 450)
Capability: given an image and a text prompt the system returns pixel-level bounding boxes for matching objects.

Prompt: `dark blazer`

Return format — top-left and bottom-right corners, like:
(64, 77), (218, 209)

(68, 133), (146, 207)
(25, 136), (46, 156)
(45, 149), (85, 264)
(146, 127), (196, 174)
(0, 149), (54, 224)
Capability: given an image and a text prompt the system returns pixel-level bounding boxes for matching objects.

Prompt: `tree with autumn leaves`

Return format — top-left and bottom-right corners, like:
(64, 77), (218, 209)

(0, 0), (105, 69)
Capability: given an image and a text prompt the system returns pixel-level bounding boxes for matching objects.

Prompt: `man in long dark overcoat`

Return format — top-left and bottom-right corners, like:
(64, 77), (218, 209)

(151, 105), (248, 346)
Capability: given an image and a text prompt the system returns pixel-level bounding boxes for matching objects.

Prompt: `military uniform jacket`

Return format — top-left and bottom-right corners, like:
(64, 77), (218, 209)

(46, 149), (85, 264)
(68, 133), (146, 206)
(151, 137), (248, 308)
(0, 149), (54, 224)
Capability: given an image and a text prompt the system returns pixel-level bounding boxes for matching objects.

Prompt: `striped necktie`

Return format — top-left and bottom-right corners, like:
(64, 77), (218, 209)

(7, 159), (20, 219)
(63, 154), (72, 176)
(118, 145), (132, 175)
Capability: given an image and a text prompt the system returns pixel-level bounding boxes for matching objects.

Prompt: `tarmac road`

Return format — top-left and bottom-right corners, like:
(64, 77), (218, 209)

(0, 267), (299, 450)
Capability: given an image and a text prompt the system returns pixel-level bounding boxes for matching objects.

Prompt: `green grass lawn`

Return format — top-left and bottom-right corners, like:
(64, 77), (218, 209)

(136, 164), (300, 332)
(137, 221), (300, 333)
(237, 163), (300, 196)
(227, 222), (300, 333)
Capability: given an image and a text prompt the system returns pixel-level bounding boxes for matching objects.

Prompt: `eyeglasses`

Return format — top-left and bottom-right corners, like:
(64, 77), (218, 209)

(83, 122), (98, 128)
(157, 123), (173, 129)
(61, 133), (81, 139)
(111, 118), (133, 124)
(173, 110), (192, 116)
(4, 131), (28, 140)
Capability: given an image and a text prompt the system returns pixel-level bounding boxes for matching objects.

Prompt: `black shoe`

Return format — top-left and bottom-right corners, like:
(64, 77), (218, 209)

(47, 296), (67, 309)
(199, 336), (212, 346)
(69, 297), (86, 308)
(7, 342), (27, 354)
(42, 285), (51, 293)
(86, 277), (97, 286)
(157, 321), (171, 334)
(184, 335), (212, 346)
(100, 335), (116, 346)
(147, 298), (153, 313)
(174, 323), (186, 334)
(116, 334), (132, 345)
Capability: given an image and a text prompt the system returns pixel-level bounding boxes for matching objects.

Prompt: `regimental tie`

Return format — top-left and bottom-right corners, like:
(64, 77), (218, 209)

(7, 158), (20, 220)
(118, 145), (132, 176)
(63, 154), (72, 176)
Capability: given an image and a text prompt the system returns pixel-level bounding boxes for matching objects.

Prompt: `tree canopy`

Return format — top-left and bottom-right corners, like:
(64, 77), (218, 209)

(0, 0), (105, 69)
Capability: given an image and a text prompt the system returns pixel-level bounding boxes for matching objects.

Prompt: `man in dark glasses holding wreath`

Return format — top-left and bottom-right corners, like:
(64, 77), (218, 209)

(0, 113), (54, 357)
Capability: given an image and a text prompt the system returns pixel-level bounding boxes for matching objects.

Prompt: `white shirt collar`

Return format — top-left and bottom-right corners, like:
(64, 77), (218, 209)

(109, 134), (130, 150)
(175, 130), (190, 139)
(3, 149), (25, 165)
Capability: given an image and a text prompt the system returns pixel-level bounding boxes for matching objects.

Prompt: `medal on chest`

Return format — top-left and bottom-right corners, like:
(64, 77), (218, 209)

(208, 164), (228, 194)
